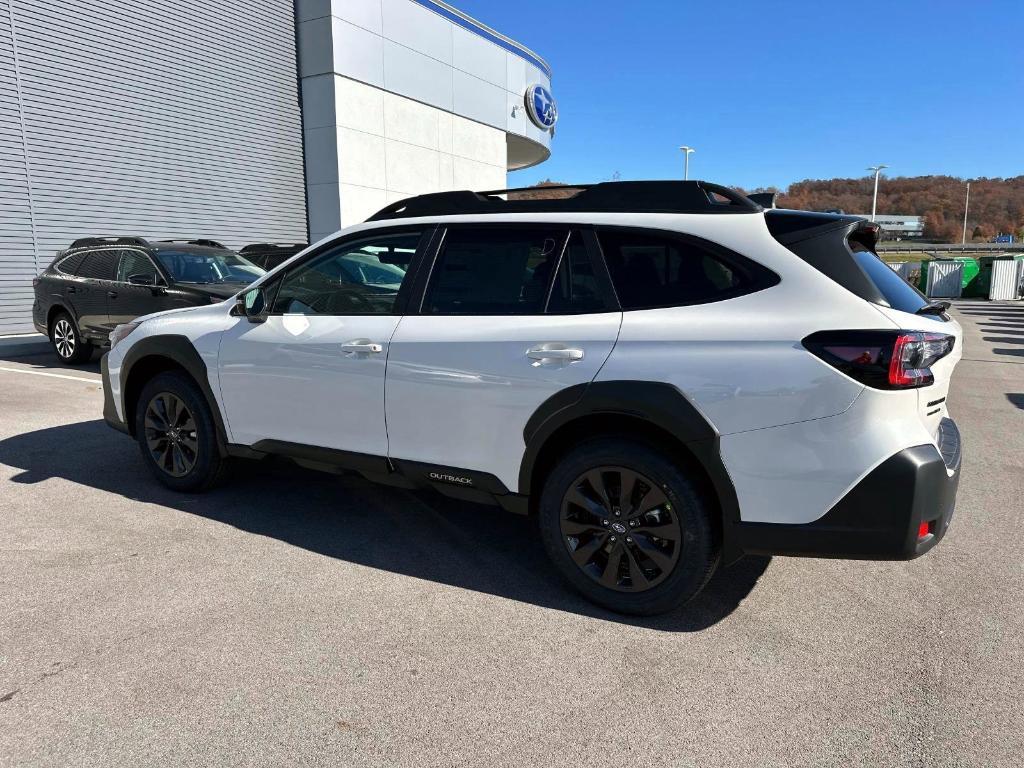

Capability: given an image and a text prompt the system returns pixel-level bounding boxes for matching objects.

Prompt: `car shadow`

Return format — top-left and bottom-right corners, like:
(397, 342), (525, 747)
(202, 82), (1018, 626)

(977, 325), (1024, 334)
(0, 350), (102, 375)
(956, 309), (1024, 319)
(1007, 394), (1024, 410)
(0, 420), (770, 632)
(982, 336), (1024, 346)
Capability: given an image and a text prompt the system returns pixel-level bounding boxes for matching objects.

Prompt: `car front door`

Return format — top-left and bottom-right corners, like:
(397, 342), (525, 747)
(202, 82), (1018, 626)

(385, 226), (622, 492)
(216, 228), (427, 456)
(109, 249), (176, 326)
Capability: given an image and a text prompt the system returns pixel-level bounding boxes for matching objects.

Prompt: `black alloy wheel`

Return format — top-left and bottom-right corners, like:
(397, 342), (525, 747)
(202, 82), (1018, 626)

(135, 370), (226, 492)
(144, 392), (199, 477)
(538, 438), (719, 615)
(560, 466), (682, 592)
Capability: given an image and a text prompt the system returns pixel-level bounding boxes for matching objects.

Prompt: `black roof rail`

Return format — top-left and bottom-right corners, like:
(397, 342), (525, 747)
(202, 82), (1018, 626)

(239, 242), (308, 253)
(69, 235), (151, 249)
(159, 238), (227, 249)
(367, 180), (762, 221)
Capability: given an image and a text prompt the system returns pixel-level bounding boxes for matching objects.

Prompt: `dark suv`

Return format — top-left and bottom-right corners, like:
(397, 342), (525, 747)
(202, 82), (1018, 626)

(239, 242), (308, 271)
(33, 236), (265, 364)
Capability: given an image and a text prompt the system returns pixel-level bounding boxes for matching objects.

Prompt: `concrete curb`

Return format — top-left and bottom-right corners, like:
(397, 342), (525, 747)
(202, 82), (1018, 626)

(0, 333), (51, 357)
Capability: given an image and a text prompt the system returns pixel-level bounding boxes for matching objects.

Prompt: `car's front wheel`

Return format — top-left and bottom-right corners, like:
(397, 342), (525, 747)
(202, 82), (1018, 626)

(135, 370), (225, 492)
(50, 312), (93, 364)
(538, 438), (720, 615)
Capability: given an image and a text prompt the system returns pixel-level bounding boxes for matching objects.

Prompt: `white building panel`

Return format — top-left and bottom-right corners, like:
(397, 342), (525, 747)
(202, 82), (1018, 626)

(297, 0), (552, 237)
(382, 0), (454, 64)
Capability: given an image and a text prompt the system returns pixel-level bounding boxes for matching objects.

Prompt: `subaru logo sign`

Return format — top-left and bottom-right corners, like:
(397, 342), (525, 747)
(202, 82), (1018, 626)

(525, 84), (557, 130)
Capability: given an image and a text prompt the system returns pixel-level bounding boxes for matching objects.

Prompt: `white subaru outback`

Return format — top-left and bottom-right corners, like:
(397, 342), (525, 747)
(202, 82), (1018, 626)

(100, 181), (963, 615)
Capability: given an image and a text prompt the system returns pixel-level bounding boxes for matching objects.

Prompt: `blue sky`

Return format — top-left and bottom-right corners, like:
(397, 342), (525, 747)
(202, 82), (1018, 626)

(453, 0), (1024, 190)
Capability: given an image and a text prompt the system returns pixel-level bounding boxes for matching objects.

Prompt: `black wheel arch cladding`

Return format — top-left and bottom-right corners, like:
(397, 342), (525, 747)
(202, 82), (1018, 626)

(520, 380), (742, 558)
(120, 334), (228, 451)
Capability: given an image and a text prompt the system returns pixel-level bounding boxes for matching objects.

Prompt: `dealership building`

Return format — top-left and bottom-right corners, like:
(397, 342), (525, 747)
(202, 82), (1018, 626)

(0, 0), (555, 333)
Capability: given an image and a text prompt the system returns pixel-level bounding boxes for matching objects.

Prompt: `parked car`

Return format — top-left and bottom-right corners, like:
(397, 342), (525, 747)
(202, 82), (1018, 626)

(238, 242), (308, 271)
(99, 181), (964, 615)
(33, 236), (264, 363)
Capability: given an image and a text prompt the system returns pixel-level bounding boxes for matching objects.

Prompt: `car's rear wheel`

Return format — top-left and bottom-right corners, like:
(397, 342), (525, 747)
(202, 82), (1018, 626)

(50, 312), (93, 364)
(135, 370), (225, 492)
(539, 438), (719, 615)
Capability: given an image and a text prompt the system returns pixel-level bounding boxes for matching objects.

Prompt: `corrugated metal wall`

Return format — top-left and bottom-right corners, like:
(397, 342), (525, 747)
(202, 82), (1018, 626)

(0, 0), (307, 333)
(989, 259), (1023, 301)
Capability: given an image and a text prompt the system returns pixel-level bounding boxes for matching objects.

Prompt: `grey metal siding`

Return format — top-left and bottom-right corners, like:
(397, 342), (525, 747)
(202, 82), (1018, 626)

(0, 0), (307, 333)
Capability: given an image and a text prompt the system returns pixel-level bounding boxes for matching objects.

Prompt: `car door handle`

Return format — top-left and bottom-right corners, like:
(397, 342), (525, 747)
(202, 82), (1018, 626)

(66, 287), (77, 294)
(341, 340), (384, 354)
(526, 346), (584, 361)
(107, 290), (118, 299)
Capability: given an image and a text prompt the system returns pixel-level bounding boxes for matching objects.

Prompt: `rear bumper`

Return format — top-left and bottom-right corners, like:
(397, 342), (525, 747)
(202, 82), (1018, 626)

(734, 418), (961, 560)
(101, 353), (129, 435)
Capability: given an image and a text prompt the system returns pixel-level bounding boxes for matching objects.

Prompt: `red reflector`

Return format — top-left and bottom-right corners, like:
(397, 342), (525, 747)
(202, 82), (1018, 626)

(917, 521), (930, 539)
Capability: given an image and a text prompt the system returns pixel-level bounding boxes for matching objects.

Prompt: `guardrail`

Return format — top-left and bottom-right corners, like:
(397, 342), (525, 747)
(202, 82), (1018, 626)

(877, 242), (1024, 253)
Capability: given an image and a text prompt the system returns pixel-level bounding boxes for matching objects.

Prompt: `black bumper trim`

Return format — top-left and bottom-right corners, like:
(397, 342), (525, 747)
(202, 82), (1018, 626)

(101, 354), (130, 435)
(734, 418), (961, 561)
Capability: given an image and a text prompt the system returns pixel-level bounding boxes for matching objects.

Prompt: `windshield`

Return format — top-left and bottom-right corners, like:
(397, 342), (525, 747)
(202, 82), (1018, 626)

(155, 248), (265, 284)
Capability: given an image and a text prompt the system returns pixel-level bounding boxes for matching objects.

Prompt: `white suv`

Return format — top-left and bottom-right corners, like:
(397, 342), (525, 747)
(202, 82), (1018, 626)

(100, 181), (963, 615)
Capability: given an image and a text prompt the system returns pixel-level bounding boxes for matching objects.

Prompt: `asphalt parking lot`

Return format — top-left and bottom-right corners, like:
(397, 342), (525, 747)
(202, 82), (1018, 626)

(1, 302), (1022, 767)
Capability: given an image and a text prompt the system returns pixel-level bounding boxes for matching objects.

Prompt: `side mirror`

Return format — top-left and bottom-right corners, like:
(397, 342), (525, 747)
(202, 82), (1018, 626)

(237, 286), (269, 323)
(127, 273), (157, 286)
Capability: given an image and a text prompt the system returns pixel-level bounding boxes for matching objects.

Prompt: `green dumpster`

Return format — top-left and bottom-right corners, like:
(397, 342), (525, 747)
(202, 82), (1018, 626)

(973, 255), (1024, 298)
(918, 257), (980, 295)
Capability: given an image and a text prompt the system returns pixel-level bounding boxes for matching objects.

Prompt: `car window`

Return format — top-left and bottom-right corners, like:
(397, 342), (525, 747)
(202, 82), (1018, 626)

(424, 227), (568, 315)
(598, 229), (761, 310)
(271, 232), (420, 316)
(55, 251), (89, 276)
(155, 248), (263, 285)
(116, 250), (161, 284)
(76, 249), (119, 281)
(547, 231), (609, 314)
(850, 245), (929, 314)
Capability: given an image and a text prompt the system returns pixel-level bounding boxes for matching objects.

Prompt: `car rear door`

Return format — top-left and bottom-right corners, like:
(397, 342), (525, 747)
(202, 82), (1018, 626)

(73, 248), (119, 338)
(385, 225), (622, 492)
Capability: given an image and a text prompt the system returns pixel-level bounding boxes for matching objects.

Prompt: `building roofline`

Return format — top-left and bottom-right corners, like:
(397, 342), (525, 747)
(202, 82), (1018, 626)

(412, 0), (553, 78)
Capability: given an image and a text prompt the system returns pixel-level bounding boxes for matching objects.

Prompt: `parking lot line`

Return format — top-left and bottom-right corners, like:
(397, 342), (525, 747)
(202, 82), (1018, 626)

(0, 366), (99, 383)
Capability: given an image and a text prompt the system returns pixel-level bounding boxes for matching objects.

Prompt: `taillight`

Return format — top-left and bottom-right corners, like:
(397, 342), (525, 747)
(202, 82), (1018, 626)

(803, 330), (955, 390)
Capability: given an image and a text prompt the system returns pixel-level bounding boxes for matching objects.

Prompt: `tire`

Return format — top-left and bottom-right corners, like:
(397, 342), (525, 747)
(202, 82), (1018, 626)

(135, 370), (226, 492)
(50, 311), (93, 365)
(538, 438), (720, 616)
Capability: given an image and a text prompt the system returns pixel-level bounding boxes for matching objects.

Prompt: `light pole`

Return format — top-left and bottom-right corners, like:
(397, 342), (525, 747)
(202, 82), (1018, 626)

(867, 164), (888, 220)
(962, 182), (971, 245)
(680, 146), (695, 180)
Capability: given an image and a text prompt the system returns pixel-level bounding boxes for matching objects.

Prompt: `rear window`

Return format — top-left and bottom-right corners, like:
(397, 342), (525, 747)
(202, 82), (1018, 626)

(767, 211), (929, 314)
(77, 249), (119, 280)
(55, 251), (88, 275)
(547, 231), (610, 314)
(424, 227), (567, 315)
(597, 228), (777, 311)
(849, 245), (929, 314)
